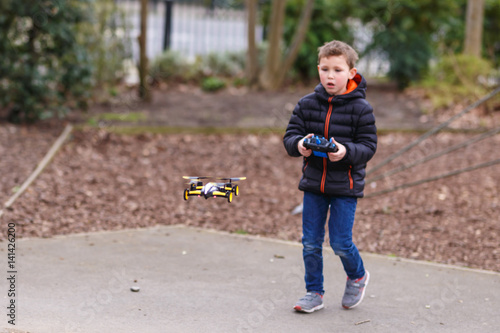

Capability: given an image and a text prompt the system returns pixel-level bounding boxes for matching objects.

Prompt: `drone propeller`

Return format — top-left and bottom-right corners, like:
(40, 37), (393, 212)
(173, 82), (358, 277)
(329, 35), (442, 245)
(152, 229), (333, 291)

(183, 176), (210, 184)
(216, 177), (247, 182)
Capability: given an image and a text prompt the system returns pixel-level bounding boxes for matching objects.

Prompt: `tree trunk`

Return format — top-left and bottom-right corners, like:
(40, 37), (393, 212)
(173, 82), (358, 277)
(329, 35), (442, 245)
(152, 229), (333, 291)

(463, 0), (485, 58)
(259, 0), (314, 90)
(245, 0), (259, 87)
(259, 0), (286, 90)
(276, 0), (314, 87)
(138, 0), (151, 101)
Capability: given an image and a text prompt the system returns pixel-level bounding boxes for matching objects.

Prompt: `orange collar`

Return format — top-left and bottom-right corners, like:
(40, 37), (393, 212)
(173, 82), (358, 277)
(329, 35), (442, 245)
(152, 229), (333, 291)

(343, 76), (359, 95)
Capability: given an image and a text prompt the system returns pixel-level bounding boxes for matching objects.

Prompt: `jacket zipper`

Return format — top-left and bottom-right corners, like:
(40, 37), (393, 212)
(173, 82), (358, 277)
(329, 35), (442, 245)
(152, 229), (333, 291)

(321, 96), (334, 193)
(348, 165), (353, 190)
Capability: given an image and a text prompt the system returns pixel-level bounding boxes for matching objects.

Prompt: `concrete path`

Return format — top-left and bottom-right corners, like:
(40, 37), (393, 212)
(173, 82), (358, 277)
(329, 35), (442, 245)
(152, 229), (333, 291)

(2, 225), (499, 333)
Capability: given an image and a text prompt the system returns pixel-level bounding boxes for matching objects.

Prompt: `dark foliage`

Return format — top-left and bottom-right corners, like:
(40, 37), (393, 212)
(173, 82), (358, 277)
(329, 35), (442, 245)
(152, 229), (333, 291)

(0, 0), (93, 123)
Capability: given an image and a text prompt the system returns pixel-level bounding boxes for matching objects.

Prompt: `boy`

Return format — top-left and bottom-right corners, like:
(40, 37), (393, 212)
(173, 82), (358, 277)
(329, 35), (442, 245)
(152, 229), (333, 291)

(283, 40), (377, 313)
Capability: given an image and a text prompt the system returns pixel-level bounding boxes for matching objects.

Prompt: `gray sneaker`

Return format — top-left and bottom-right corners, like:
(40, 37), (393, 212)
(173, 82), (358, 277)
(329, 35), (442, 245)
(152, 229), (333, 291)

(294, 292), (324, 313)
(342, 271), (370, 309)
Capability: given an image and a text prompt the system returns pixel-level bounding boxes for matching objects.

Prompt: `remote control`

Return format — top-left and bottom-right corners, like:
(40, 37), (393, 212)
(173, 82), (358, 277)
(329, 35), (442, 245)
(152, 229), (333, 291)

(303, 135), (339, 158)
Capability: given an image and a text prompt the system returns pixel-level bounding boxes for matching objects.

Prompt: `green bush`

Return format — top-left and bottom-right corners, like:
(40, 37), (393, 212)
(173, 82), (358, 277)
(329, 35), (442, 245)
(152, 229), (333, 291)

(201, 77), (226, 92)
(359, 0), (462, 90)
(484, 0), (500, 67)
(200, 51), (245, 77)
(369, 29), (433, 90)
(232, 76), (247, 87)
(81, 0), (131, 90)
(266, 0), (470, 88)
(150, 50), (201, 83)
(0, 0), (94, 123)
(150, 49), (248, 88)
(432, 54), (493, 85)
(279, 0), (356, 82)
(419, 54), (495, 109)
(438, 0), (500, 68)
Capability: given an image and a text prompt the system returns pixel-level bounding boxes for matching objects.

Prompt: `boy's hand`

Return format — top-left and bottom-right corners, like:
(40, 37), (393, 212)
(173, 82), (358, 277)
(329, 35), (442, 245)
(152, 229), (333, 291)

(298, 133), (314, 157)
(328, 137), (346, 162)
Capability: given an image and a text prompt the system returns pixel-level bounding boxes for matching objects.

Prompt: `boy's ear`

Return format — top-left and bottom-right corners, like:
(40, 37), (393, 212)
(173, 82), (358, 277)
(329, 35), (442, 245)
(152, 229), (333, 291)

(349, 67), (357, 80)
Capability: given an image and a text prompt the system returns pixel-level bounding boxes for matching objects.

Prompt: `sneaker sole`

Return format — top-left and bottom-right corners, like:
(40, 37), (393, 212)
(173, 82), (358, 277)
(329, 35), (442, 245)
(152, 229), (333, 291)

(294, 303), (324, 313)
(342, 271), (370, 310)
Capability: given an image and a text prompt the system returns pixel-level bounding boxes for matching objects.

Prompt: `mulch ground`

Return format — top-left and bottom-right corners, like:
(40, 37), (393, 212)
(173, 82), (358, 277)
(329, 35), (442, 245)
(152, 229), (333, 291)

(1, 123), (499, 272)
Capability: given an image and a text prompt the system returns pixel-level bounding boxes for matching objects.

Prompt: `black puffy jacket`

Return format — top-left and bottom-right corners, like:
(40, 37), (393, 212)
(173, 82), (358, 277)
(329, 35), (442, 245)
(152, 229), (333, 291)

(283, 74), (377, 197)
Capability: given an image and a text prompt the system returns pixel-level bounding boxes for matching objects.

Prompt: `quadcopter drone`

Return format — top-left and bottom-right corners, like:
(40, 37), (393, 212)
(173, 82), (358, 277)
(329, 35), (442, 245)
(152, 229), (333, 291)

(183, 176), (246, 203)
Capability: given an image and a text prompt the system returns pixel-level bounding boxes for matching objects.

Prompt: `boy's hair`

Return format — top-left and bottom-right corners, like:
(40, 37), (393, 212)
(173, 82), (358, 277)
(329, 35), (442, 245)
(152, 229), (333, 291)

(318, 40), (359, 69)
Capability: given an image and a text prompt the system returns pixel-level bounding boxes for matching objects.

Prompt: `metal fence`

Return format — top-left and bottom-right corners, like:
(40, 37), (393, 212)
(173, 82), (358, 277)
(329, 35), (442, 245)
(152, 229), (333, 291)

(116, 0), (263, 62)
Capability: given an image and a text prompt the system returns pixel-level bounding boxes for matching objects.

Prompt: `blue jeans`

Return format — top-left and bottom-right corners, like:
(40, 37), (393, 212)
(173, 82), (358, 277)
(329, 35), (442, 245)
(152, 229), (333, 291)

(301, 191), (365, 294)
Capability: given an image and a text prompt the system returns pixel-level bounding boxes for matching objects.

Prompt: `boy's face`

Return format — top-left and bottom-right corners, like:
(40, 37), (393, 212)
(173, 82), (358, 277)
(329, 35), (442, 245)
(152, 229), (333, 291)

(318, 55), (357, 96)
